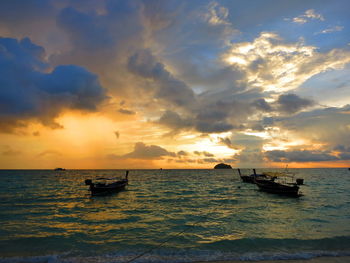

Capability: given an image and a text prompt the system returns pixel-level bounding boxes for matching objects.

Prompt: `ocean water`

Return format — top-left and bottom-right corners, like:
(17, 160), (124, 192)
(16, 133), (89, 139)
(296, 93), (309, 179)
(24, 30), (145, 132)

(0, 168), (350, 263)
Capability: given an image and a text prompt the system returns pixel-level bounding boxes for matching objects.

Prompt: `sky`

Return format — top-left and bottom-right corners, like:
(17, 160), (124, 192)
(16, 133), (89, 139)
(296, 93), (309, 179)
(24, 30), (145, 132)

(0, 0), (349, 169)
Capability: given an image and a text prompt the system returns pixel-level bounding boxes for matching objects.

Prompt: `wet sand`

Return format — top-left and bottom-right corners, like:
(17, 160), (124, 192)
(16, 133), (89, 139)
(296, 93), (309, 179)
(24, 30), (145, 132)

(195, 256), (350, 263)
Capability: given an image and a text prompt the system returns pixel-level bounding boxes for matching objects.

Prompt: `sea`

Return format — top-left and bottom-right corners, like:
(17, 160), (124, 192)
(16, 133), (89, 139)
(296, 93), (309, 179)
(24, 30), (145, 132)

(0, 168), (349, 263)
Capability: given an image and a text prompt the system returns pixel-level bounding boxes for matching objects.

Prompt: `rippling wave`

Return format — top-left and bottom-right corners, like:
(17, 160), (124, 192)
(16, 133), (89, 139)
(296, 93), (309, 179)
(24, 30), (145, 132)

(0, 168), (350, 262)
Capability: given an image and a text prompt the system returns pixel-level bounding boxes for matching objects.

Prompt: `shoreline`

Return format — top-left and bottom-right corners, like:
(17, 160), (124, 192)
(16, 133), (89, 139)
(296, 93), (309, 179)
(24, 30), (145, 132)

(194, 256), (350, 263)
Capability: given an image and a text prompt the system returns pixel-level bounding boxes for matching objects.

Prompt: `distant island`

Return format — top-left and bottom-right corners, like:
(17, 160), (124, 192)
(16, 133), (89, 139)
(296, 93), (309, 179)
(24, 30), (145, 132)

(54, 168), (66, 171)
(214, 163), (232, 169)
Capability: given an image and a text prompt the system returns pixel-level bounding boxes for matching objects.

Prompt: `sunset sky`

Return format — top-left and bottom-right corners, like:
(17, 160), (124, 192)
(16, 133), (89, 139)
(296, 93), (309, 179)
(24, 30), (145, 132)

(0, 0), (349, 169)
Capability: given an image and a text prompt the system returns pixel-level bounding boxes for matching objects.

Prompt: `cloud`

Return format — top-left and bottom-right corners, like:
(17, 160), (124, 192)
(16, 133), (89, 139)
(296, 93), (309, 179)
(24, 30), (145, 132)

(37, 150), (62, 158)
(265, 149), (338, 162)
(251, 98), (272, 112)
(219, 137), (238, 149)
(229, 133), (266, 165)
(157, 110), (193, 130)
(157, 98), (248, 134)
(202, 157), (219, 163)
(202, 1), (231, 26)
(177, 150), (188, 156)
(1, 145), (21, 156)
(277, 105), (350, 147)
(117, 142), (176, 160)
(127, 49), (196, 108)
(263, 105), (350, 163)
(292, 9), (324, 24)
(195, 100), (230, 121)
(317, 25), (344, 34)
(0, 37), (107, 133)
(118, 108), (136, 115)
(0, 0), (349, 170)
(193, 151), (214, 157)
(0, 0), (53, 23)
(52, 0), (232, 110)
(156, 87), (273, 135)
(277, 93), (314, 114)
(3, 1), (246, 138)
(334, 145), (350, 160)
(223, 32), (350, 93)
(54, 1), (143, 66)
(195, 121), (234, 133)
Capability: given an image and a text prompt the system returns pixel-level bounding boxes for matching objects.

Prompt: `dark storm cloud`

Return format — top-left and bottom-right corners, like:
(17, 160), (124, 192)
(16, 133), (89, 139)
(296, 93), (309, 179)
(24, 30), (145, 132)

(157, 92), (263, 134)
(265, 149), (338, 162)
(157, 110), (192, 130)
(252, 98), (272, 112)
(42, 65), (107, 110)
(127, 49), (196, 107)
(277, 93), (314, 113)
(195, 121), (234, 133)
(192, 98), (250, 133)
(0, 37), (107, 132)
(117, 142), (176, 160)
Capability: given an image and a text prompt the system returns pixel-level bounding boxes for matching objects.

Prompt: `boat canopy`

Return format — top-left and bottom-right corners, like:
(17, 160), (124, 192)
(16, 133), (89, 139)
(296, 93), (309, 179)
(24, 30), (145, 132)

(95, 177), (121, 180)
(263, 172), (294, 178)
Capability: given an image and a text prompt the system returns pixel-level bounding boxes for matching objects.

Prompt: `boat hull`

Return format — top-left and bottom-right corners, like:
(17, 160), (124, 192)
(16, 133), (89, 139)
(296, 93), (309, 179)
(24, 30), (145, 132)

(89, 180), (128, 196)
(255, 179), (300, 197)
(240, 175), (256, 183)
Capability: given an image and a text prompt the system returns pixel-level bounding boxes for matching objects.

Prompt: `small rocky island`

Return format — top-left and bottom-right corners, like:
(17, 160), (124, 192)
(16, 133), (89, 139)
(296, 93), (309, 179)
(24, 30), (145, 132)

(214, 163), (232, 169)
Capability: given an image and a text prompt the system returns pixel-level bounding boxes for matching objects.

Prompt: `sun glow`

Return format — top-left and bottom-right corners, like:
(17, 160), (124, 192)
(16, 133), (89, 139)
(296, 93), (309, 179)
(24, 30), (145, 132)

(181, 133), (238, 159)
(226, 56), (247, 65)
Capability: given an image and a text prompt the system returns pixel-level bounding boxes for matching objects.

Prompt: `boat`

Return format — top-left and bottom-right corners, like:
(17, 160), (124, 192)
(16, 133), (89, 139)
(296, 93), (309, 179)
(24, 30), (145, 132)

(85, 171), (129, 196)
(54, 167), (66, 171)
(237, 168), (267, 183)
(254, 172), (303, 197)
